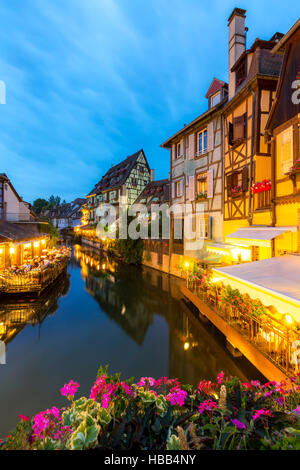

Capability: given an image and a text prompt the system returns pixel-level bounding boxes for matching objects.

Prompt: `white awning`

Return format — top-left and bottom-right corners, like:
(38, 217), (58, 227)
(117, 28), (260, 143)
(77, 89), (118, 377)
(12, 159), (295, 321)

(226, 226), (297, 247)
(213, 255), (300, 322)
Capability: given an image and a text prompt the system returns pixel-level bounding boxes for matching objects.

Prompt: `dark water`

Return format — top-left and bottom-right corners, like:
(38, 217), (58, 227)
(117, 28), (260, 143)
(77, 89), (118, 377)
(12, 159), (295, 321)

(0, 244), (263, 436)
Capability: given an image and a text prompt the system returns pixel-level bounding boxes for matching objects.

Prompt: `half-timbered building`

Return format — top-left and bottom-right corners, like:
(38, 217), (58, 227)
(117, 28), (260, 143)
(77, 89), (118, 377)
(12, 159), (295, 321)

(265, 18), (300, 255)
(161, 78), (227, 262)
(85, 149), (152, 224)
(223, 8), (284, 262)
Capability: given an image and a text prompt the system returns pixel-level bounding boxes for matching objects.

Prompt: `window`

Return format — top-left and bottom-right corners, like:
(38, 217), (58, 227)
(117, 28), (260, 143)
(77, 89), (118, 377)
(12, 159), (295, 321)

(176, 143), (181, 159)
(229, 114), (247, 145)
(210, 91), (221, 107)
(175, 180), (182, 197)
(198, 129), (207, 155)
(235, 60), (247, 88)
(281, 126), (294, 174)
(227, 166), (249, 195)
(196, 172), (207, 195)
(198, 215), (211, 240)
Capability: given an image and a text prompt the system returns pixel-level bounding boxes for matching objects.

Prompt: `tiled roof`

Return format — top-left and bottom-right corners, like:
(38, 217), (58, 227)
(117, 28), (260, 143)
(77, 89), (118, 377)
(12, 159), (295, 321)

(87, 149), (148, 197)
(205, 78), (227, 98)
(48, 198), (86, 219)
(135, 179), (170, 204)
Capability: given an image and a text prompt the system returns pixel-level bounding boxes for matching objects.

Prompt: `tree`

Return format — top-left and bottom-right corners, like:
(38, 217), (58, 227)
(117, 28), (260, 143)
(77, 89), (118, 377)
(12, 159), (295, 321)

(48, 195), (61, 209)
(32, 198), (49, 215)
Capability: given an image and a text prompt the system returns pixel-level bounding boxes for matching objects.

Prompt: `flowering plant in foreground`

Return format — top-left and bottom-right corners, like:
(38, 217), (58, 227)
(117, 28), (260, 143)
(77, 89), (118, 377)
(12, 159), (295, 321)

(1, 367), (300, 450)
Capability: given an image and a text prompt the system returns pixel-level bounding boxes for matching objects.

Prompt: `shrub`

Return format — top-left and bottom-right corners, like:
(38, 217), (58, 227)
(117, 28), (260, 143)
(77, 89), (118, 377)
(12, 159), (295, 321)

(1, 368), (299, 451)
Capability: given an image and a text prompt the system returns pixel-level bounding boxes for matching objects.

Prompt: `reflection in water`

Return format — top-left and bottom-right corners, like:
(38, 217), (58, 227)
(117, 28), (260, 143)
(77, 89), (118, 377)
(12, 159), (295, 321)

(74, 245), (263, 385)
(0, 245), (263, 436)
(0, 275), (71, 346)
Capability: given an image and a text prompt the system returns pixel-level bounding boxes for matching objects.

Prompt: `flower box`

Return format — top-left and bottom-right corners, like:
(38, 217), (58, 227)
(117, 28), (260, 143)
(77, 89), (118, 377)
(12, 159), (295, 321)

(230, 185), (243, 196)
(196, 192), (207, 200)
(250, 180), (271, 194)
(288, 160), (300, 179)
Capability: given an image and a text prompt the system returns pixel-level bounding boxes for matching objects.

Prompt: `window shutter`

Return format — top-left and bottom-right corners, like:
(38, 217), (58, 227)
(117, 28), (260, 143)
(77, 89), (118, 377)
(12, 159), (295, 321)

(189, 176), (195, 201)
(171, 182), (175, 199)
(207, 169), (214, 198)
(233, 113), (247, 141)
(242, 166), (249, 192)
(207, 216), (212, 240)
(227, 173), (233, 194)
(180, 138), (185, 158)
(207, 122), (214, 151)
(171, 144), (176, 160)
(189, 133), (195, 159)
(179, 179), (184, 196)
(228, 122), (234, 146)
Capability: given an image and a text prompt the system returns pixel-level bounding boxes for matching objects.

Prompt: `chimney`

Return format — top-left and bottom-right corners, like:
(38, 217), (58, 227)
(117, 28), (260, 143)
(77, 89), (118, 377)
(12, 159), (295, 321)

(228, 8), (246, 99)
(150, 169), (155, 182)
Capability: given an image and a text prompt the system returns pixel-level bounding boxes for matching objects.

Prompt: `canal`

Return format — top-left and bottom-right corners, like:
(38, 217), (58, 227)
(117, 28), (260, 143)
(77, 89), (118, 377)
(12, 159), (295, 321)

(0, 244), (263, 436)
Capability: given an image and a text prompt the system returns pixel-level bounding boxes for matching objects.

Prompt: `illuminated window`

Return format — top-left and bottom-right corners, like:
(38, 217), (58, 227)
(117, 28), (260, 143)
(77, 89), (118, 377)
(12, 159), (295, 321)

(196, 173), (207, 194)
(198, 129), (207, 155)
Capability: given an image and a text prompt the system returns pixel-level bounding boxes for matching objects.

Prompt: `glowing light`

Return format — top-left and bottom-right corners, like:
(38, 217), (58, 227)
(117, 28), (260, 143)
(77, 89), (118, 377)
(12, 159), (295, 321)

(231, 247), (251, 262)
(211, 277), (221, 283)
(0, 248), (3, 255)
(184, 342), (190, 351)
(41, 239), (46, 245)
(102, 264), (106, 270)
(9, 247), (15, 254)
(184, 262), (189, 268)
(285, 314), (293, 325)
(34, 241), (40, 248)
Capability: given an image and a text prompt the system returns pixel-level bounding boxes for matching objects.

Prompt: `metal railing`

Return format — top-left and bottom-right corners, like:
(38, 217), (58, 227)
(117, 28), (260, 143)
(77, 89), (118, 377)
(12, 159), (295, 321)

(186, 279), (299, 376)
(0, 258), (68, 294)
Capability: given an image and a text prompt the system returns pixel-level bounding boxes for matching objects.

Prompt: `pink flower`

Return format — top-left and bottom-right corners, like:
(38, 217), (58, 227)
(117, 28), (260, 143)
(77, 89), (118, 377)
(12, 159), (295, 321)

(19, 414), (30, 422)
(60, 380), (80, 398)
(293, 406), (300, 416)
(166, 388), (187, 407)
(137, 377), (156, 387)
(231, 419), (247, 430)
(217, 371), (224, 385)
(102, 393), (111, 409)
(198, 399), (218, 415)
(252, 409), (273, 421)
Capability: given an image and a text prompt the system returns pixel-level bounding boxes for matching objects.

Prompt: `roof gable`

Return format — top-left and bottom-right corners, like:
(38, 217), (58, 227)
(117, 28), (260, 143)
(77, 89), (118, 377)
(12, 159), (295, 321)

(266, 35), (300, 131)
(205, 78), (227, 98)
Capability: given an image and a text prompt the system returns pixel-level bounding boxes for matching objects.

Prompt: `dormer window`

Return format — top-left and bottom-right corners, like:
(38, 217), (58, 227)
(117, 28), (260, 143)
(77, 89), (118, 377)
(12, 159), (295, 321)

(235, 60), (247, 88)
(210, 91), (221, 107)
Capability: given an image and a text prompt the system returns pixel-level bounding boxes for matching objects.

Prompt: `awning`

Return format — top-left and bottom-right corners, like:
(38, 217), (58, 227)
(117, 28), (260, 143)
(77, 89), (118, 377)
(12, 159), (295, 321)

(207, 243), (237, 255)
(213, 255), (300, 321)
(226, 226), (297, 247)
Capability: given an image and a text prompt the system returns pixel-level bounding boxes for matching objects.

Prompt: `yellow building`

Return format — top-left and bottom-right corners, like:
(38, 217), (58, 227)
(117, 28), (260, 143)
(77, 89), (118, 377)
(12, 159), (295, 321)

(266, 18), (300, 255)
(222, 8), (286, 262)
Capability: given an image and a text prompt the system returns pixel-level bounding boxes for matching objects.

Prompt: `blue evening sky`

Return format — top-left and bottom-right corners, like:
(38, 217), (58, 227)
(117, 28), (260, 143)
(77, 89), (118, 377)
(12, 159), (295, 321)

(0, 0), (298, 203)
